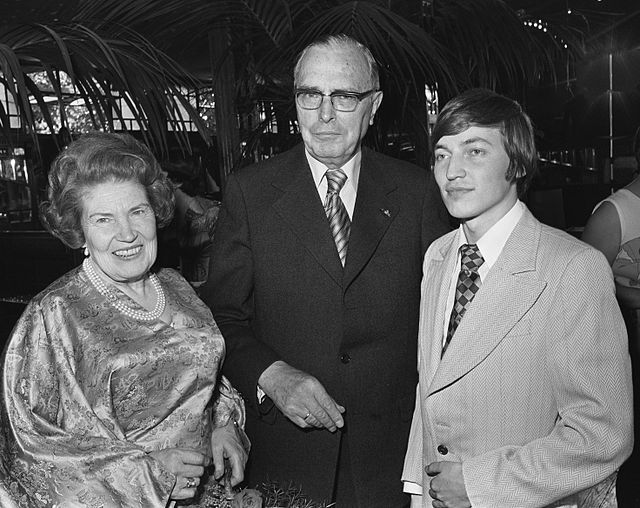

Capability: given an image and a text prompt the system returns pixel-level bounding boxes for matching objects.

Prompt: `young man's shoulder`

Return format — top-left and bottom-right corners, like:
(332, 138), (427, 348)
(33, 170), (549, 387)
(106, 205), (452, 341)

(538, 221), (594, 255)
(533, 219), (611, 275)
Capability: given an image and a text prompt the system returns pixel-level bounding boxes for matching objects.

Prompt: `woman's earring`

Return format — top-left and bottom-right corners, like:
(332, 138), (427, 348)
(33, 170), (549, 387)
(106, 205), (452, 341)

(83, 245), (89, 257)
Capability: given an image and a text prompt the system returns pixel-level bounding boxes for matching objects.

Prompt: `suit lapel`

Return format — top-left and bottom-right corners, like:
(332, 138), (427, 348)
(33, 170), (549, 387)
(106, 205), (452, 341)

(271, 147), (343, 285)
(343, 150), (399, 288)
(422, 232), (460, 387)
(429, 210), (548, 395)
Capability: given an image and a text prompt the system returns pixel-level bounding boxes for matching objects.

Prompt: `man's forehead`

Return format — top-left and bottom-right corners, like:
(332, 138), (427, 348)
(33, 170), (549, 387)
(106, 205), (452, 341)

(295, 46), (370, 87)
(438, 125), (504, 145)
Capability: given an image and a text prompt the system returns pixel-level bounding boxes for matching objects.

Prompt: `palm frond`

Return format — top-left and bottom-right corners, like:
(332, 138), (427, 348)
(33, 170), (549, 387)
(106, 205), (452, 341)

(431, 0), (550, 97)
(0, 19), (207, 155)
(240, 0), (293, 48)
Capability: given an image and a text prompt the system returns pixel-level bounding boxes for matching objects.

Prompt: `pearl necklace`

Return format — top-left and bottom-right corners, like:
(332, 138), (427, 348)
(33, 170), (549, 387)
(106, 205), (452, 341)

(82, 258), (166, 321)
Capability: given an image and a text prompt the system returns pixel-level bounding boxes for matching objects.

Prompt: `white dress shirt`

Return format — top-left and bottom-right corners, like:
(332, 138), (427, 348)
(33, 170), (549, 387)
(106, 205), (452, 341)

(306, 149), (360, 219)
(441, 200), (525, 346)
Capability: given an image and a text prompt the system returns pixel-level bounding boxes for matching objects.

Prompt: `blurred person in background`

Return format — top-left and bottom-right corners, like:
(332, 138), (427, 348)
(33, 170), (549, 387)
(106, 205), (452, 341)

(582, 127), (640, 349)
(167, 160), (220, 289)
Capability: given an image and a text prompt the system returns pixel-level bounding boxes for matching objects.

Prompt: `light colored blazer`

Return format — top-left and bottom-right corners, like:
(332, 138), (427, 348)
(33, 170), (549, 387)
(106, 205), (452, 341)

(403, 207), (633, 508)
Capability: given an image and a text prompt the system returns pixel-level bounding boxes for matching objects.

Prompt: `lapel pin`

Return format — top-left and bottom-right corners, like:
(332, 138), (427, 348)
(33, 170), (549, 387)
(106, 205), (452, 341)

(380, 208), (391, 218)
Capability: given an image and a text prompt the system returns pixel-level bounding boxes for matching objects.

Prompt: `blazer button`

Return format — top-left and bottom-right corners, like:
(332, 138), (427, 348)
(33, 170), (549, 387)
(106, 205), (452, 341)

(437, 445), (448, 455)
(340, 353), (351, 364)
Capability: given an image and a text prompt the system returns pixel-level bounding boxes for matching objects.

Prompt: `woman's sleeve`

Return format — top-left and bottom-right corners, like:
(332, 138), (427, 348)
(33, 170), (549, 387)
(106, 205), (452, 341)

(211, 375), (246, 429)
(1, 300), (175, 508)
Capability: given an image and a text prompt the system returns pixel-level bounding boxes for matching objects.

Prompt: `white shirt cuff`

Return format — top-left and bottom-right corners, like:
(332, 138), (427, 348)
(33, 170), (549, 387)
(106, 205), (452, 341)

(257, 384), (266, 404)
(403, 480), (423, 495)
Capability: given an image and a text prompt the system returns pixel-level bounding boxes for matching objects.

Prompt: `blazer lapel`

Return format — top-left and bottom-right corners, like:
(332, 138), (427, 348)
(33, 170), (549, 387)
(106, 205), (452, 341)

(271, 148), (343, 285)
(429, 210), (548, 395)
(422, 232), (460, 387)
(343, 150), (399, 288)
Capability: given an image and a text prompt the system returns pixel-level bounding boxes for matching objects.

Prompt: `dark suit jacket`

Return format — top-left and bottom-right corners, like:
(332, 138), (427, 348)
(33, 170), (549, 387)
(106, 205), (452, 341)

(202, 144), (448, 506)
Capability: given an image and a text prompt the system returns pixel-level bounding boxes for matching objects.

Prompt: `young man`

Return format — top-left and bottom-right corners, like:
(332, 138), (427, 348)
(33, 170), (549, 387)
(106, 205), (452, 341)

(403, 88), (633, 508)
(202, 34), (448, 506)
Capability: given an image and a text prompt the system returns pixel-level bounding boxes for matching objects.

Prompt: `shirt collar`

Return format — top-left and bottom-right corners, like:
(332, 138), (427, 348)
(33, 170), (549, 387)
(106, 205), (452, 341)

(457, 200), (525, 270)
(306, 149), (361, 194)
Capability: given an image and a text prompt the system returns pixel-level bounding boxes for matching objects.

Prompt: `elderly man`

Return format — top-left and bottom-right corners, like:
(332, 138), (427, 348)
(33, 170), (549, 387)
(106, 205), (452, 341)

(202, 34), (448, 506)
(402, 88), (633, 508)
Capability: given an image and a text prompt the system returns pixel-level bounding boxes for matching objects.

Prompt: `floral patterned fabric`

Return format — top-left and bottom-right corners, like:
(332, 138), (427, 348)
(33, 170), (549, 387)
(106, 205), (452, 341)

(577, 472), (618, 508)
(0, 266), (244, 507)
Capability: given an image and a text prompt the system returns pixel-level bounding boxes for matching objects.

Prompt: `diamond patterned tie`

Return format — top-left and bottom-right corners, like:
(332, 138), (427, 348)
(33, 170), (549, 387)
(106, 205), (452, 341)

(324, 169), (351, 266)
(442, 244), (484, 357)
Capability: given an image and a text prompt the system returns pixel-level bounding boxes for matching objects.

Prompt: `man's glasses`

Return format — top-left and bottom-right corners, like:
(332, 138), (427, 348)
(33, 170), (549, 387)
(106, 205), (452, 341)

(295, 89), (377, 112)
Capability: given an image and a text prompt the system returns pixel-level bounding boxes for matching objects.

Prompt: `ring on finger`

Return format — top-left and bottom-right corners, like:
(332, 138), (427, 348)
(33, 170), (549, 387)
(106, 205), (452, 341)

(185, 477), (197, 489)
(304, 411), (311, 420)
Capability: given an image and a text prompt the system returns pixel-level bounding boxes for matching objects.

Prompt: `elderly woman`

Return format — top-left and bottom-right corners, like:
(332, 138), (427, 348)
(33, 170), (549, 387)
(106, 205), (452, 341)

(0, 132), (247, 507)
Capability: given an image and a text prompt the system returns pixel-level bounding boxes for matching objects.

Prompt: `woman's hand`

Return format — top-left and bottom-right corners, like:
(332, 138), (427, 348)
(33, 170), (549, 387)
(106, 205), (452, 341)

(149, 448), (210, 500)
(210, 419), (249, 487)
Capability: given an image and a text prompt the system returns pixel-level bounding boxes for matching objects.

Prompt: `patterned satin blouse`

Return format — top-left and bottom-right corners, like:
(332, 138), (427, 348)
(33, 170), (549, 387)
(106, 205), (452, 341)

(0, 266), (243, 507)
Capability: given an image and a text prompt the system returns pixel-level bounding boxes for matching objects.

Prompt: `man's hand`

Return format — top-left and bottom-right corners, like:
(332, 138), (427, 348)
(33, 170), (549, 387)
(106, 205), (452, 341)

(426, 461), (471, 508)
(258, 361), (345, 431)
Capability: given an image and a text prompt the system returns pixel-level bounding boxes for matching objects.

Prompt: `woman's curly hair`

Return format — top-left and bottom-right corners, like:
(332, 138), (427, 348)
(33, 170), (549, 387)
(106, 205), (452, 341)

(40, 132), (175, 249)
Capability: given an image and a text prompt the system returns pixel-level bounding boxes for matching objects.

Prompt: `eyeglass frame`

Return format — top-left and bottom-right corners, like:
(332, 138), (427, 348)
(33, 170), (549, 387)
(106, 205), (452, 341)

(294, 88), (378, 112)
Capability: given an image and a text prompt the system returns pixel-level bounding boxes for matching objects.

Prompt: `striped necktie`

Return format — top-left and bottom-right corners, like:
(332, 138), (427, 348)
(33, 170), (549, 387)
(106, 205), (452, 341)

(442, 243), (484, 357)
(324, 169), (351, 266)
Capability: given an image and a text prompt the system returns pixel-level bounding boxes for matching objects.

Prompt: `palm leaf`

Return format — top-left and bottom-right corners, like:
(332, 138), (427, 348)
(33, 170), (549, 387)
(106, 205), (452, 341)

(0, 18), (207, 155)
(239, 0), (293, 48)
(33, 24), (76, 83)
